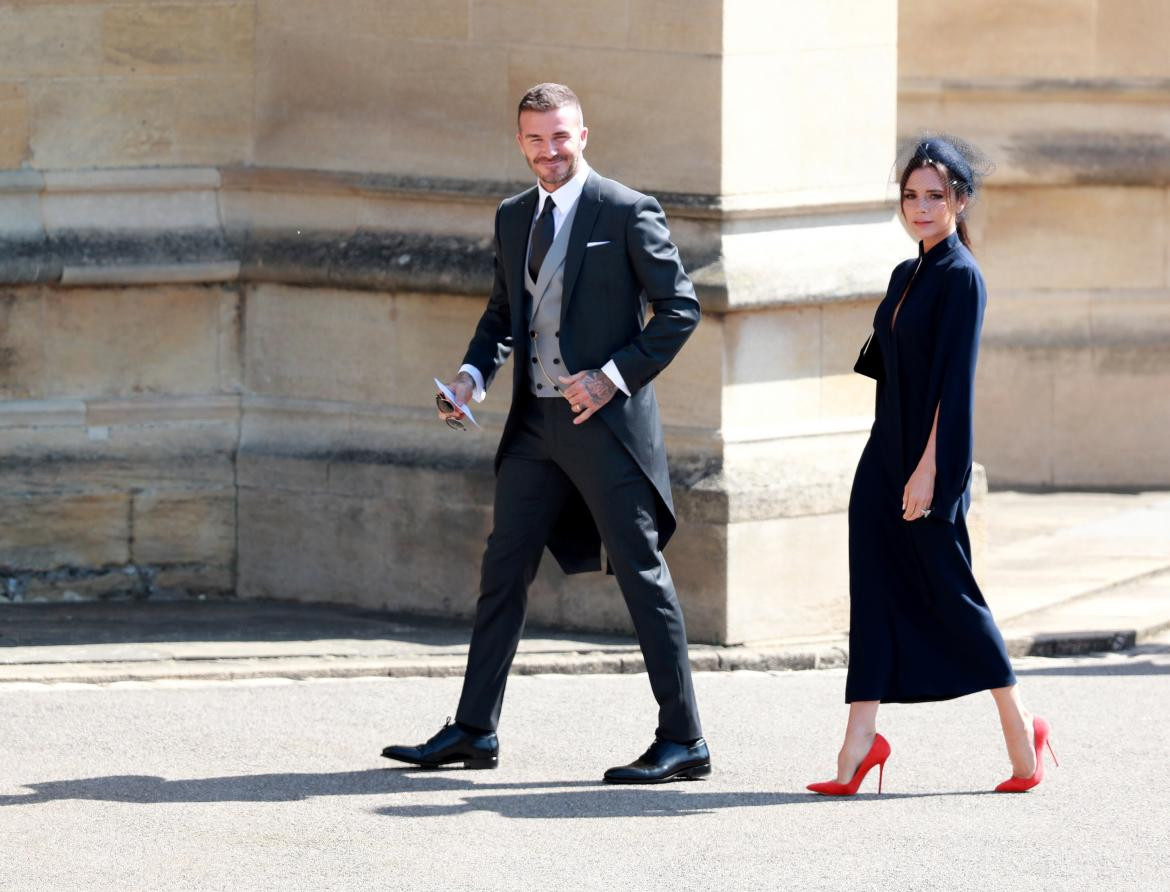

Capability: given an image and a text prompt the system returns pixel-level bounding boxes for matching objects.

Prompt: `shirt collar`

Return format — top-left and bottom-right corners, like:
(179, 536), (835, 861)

(536, 159), (590, 215)
(918, 230), (962, 262)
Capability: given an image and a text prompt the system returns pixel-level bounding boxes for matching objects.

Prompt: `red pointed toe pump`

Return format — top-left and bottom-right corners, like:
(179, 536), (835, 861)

(807, 733), (892, 796)
(995, 715), (1058, 793)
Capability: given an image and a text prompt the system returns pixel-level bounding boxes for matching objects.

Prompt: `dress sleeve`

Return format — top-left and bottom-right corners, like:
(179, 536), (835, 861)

(929, 264), (987, 523)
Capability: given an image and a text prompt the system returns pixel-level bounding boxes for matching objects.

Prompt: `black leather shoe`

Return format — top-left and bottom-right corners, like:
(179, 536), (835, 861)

(604, 737), (711, 784)
(381, 719), (499, 769)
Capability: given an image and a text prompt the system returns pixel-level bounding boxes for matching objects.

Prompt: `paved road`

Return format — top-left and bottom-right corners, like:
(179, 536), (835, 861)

(3, 645), (1167, 891)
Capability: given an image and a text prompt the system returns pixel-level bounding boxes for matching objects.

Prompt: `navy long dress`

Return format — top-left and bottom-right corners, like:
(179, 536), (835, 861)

(845, 231), (1016, 703)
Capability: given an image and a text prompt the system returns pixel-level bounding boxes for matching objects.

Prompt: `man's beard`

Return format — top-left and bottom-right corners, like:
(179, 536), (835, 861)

(532, 153), (578, 188)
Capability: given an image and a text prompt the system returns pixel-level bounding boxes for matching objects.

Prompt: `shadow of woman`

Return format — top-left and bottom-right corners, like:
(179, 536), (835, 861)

(374, 788), (998, 820)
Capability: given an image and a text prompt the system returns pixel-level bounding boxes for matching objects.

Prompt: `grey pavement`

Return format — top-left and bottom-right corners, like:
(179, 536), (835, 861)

(1, 642), (1167, 891)
(2, 490), (1169, 685)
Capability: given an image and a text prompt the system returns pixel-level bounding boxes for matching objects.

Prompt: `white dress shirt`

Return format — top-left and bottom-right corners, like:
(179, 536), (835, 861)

(459, 159), (631, 402)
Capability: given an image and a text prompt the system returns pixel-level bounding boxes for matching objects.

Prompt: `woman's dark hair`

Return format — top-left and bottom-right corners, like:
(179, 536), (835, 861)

(897, 136), (991, 250)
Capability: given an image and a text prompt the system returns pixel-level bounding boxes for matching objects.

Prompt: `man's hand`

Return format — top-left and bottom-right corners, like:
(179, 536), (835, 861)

(438, 371), (475, 424)
(559, 369), (617, 425)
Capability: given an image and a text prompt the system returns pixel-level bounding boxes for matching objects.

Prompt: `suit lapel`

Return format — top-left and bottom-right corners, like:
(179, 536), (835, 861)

(559, 171), (602, 327)
(506, 188), (537, 335)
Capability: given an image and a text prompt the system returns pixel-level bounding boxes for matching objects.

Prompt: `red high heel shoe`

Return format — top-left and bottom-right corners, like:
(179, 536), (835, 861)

(995, 715), (1058, 793)
(807, 733), (892, 796)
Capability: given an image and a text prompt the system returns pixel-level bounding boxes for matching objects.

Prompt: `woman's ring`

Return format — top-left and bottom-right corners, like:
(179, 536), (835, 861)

(573, 404), (581, 412)
(921, 507), (932, 517)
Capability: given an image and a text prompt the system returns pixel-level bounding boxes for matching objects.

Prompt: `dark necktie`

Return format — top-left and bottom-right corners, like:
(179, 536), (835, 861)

(528, 196), (556, 282)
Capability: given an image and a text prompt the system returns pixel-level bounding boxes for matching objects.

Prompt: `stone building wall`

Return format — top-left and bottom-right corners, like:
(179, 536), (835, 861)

(10, 2), (1157, 641)
(899, 0), (1170, 487)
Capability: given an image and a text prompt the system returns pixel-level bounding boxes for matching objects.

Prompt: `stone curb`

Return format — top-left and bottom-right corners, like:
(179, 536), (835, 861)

(5, 619), (1169, 684)
(0, 643), (851, 685)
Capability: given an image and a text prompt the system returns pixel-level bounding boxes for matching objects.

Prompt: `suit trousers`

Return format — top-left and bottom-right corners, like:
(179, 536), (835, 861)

(455, 395), (703, 743)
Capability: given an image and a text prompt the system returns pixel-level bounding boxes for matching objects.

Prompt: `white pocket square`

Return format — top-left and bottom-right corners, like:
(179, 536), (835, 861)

(585, 240), (611, 247)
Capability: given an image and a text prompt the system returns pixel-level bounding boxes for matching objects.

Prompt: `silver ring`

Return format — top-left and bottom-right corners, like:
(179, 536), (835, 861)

(921, 507), (932, 517)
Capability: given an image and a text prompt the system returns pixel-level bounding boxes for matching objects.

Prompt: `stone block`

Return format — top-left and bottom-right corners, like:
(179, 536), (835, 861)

(39, 167), (223, 232)
(0, 83), (28, 168)
(974, 344), (1056, 487)
(254, 27), (513, 180)
(507, 49), (722, 195)
(84, 396), (240, 428)
(898, 87), (1170, 188)
(131, 489), (236, 566)
(472, 0), (629, 49)
(41, 286), (227, 398)
(28, 77), (251, 169)
(722, 305), (820, 435)
(1095, 0), (1170, 78)
(243, 284), (395, 404)
(0, 289), (47, 400)
(1051, 346), (1170, 486)
(898, 0), (1097, 79)
(982, 186), (1167, 291)
(725, 0), (895, 54)
(721, 53), (802, 197)
(237, 482), (488, 616)
(0, 5), (105, 79)
(257, 0), (468, 41)
(0, 492), (130, 571)
(102, 3), (254, 76)
(820, 299), (883, 418)
(797, 46), (897, 194)
(0, 399), (86, 430)
(628, 0), (722, 55)
(725, 510), (850, 643)
(652, 311), (723, 432)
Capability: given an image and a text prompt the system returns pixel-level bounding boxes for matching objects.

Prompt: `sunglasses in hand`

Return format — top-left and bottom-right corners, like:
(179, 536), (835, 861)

(435, 393), (466, 431)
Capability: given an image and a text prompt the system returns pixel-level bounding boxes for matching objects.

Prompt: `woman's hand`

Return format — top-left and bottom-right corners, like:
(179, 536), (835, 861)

(902, 461), (935, 522)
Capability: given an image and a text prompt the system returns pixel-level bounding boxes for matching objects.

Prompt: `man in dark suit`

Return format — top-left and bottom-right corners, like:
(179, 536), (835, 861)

(381, 83), (708, 783)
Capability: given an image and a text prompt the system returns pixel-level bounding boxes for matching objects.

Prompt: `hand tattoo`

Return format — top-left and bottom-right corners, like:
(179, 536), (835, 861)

(582, 370), (616, 407)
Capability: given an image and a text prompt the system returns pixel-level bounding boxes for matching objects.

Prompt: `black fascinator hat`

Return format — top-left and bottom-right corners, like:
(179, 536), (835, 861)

(896, 133), (993, 197)
(895, 133), (995, 247)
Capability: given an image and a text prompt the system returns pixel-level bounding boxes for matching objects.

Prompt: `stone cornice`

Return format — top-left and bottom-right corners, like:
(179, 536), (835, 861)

(0, 165), (904, 308)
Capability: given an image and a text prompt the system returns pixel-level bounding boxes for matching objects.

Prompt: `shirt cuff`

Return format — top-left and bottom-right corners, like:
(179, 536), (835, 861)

(458, 364), (487, 402)
(601, 359), (630, 397)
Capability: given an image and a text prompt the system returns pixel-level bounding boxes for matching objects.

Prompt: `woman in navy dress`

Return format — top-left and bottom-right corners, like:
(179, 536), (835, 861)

(807, 138), (1056, 795)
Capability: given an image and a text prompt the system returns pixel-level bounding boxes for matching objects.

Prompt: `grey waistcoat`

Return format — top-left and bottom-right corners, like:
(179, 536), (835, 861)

(524, 196), (580, 398)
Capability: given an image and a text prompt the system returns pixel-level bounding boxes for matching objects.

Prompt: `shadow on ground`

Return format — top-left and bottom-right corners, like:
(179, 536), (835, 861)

(0, 767), (997, 817)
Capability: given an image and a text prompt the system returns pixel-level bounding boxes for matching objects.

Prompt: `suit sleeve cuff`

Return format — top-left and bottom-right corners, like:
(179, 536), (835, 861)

(602, 359), (630, 397)
(458, 364), (487, 402)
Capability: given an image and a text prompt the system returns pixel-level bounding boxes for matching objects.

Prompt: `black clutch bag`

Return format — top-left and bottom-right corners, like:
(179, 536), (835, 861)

(853, 329), (884, 380)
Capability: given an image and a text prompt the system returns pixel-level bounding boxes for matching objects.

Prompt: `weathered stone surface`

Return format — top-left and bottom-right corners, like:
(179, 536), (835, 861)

(0, 492), (130, 571)
(254, 26), (513, 180)
(899, 0), (1097, 79)
(40, 286), (231, 398)
(0, 289), (46, 400)
(628, 0), (722, 55)
(725, 0), (895, 54)
(472, 0), (629, 48)
(257, 0), (468, 42)
(28, 77), (252, 169)
(1092, 0), (1170, 79)
(102, 3), (254, 77)
(0, 5), (105, 79)
(0, 83), (28, 168)
(982, 186), (1167, 291)
(131, 490), (235, 567)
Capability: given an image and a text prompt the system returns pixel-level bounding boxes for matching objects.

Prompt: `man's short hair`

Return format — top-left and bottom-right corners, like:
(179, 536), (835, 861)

(517, 83), (583, 128)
